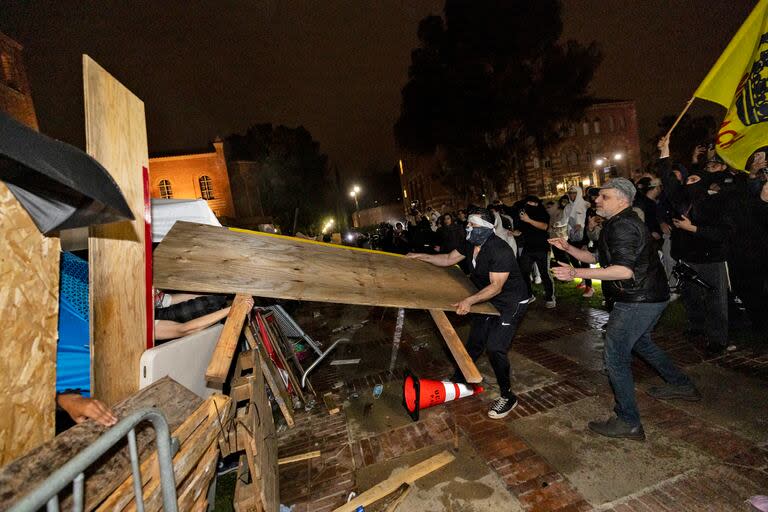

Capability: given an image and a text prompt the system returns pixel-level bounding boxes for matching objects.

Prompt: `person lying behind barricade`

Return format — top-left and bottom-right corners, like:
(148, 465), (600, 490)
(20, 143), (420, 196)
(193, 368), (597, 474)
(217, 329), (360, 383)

(154, 293), (254, 342)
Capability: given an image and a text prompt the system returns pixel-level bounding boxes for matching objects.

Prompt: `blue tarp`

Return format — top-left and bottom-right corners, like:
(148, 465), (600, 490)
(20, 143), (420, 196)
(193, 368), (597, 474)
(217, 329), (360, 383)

(56, 252), (90, 395)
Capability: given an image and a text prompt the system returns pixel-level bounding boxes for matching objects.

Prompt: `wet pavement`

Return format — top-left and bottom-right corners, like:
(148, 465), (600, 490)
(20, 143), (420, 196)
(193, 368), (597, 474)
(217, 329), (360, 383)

(275, 289), (768, 511)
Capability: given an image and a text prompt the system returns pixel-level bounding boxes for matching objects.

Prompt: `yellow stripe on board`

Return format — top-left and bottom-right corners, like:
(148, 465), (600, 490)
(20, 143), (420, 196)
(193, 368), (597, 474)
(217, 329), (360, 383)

(227, 227), (407, 258)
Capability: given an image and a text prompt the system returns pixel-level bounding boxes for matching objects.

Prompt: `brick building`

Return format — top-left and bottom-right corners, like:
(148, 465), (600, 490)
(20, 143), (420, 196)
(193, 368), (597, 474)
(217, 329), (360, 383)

(148, 139), (236, 219)
(399, 100), (642, 212)
(0, 31), (38, 129)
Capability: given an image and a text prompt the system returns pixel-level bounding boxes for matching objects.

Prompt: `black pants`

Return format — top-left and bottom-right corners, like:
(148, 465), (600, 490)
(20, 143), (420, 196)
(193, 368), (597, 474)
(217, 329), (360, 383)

(455, 303), (528, 398)
(680, 261), (728, 347)
(519, 250), (554, 301)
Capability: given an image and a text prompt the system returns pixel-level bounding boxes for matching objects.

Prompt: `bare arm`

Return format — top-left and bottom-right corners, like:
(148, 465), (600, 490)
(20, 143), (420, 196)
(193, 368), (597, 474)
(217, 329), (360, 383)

(406, 249), (465, 267)
(57, 393), (117, 427)
(155, 306), (234, 340)
(167, 293), (203, 305)
(453, 271), (508, 315)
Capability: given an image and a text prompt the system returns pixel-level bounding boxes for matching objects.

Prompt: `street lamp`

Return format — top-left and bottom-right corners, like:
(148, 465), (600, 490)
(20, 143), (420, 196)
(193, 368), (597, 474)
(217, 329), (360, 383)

(594, 153), (624, 184)
(349, 186), (361, 211)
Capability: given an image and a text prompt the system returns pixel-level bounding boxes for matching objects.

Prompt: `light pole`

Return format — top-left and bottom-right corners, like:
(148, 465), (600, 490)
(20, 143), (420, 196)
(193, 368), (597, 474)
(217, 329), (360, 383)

(349, 185), (361, 212)
(594, 152), (623, 184)
(349, 185), (361, 228)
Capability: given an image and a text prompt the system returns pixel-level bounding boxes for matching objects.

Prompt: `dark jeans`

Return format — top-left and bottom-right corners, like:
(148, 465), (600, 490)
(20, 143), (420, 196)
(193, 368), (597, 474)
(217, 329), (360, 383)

(519, 250), (554, 301)
(680, 261), (728, 347)
(568, 240), (592, 287)
(604, 301), (692, 426)
(457, 302), (528, 398)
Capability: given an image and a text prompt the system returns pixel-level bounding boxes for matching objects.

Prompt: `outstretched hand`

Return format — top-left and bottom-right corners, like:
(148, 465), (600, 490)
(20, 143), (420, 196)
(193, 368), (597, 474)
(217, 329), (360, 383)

(548, 238), (571, 252)
(550, 261), (577, 282)
(406, 252), (427, 260)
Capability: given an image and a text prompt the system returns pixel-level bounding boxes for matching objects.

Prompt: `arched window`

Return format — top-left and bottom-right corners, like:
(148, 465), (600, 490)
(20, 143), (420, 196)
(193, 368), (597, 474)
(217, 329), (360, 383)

(582, 121), (590, 136)
(618, 116), (626, 130)
(568, 151), (579, 167)
(607, 115), (615, 132)
(158, 179), (173, 199)
(543, 157), (552, 169)
(199, 175), (214, 200)
(586, 151), (593, 166)
(593, 118), (601, 134)
(569, 123), (576, 137)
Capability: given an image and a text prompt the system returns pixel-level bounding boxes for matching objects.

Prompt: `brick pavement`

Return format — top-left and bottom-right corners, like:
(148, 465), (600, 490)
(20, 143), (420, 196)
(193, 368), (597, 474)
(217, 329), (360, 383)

(277, 302), (767, 511)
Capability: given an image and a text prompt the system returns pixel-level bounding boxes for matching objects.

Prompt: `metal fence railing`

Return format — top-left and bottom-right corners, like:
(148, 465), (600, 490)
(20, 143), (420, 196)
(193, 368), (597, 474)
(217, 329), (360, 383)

(9, 407), (178, 512)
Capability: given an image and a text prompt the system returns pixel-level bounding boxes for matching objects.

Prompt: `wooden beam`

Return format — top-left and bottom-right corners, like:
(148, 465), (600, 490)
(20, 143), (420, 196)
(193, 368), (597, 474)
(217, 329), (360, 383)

(428, 310), (483, 384)
(244, 327), (294, 428)
(332, 451), (455, 512)
(84, 55), (150, 405)
(205, 294), (253, 384)
(278, 451), (321, 465)
(154, 222), (498, 315)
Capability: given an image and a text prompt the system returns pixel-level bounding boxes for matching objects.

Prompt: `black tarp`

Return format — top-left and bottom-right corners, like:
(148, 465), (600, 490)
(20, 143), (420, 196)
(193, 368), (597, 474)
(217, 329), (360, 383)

(0, 112), (133, 234)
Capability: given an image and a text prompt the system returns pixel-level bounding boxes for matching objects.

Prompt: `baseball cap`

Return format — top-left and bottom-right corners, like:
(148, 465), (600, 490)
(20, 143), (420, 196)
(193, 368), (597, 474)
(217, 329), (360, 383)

(600, 177), (636, 203)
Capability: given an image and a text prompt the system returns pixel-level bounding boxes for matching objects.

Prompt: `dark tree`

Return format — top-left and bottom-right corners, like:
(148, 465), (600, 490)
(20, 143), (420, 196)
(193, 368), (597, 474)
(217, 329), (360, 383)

(395, 0), (601, 200)
(647, 114), (718, 168)
(349, 162), (402, 209)
(227, 124), (331, 234)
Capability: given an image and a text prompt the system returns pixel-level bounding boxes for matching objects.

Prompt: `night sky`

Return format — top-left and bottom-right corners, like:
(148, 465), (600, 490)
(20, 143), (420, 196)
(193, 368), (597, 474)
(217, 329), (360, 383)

(0, 0), (758, 177)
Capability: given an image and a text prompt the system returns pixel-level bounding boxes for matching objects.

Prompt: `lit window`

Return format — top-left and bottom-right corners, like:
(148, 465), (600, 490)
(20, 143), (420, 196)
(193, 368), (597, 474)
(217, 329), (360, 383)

(533, 157), (540, 169)
(568, 151), (579, 166)
(593, 118), (601, 134)
(607, 115), (615, 132)
(618, 116), (626, 130)
(159, 179), (173, 199)
(582, 121), (589, 136)
(199, 175), (214, 200)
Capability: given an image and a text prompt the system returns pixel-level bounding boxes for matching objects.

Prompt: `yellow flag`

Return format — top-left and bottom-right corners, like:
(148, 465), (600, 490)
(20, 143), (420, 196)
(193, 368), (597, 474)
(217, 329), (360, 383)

(694, 0), (768, 170)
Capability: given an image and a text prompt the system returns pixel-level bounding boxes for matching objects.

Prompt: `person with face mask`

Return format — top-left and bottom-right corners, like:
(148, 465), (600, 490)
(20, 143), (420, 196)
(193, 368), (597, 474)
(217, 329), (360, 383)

(657, 135), (731, 355)
(407, 208), (529, 419)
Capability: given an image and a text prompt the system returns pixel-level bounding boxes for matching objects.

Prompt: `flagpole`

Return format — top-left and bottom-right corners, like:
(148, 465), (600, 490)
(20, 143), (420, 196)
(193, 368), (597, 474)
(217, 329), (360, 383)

(665, 97), (695, 138)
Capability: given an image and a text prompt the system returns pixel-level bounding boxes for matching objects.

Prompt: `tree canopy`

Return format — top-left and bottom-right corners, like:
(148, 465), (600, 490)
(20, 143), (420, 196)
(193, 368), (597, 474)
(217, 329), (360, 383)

(395, 0), (602, 197)
(227, 124), (331, 234)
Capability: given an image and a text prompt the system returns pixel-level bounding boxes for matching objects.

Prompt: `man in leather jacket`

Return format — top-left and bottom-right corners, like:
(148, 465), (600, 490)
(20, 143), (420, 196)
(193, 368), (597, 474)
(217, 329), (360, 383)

(550, 178), (700, 441)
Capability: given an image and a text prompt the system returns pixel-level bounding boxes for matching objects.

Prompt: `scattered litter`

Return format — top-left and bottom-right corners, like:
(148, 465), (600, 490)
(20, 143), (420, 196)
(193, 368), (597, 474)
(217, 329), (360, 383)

(280, 504), (295, 512)
(303, 397), (317, 412)
(313, 311), (321, 318)
(411, 341), (429, 352)
(373, 384), (384, 399)
(331, 358), (361, 366)
(350, 392), (359, 399)
(332, 320), (369, 333)
(333, 381), (345, 389)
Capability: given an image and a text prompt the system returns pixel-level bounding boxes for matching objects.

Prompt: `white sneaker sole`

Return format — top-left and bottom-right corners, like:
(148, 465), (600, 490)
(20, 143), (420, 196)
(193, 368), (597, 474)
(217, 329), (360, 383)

(488, 399), (519, 419)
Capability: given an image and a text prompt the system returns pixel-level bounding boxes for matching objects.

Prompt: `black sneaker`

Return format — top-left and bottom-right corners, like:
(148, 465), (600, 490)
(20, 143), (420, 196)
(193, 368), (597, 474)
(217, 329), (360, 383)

(646, 383), (702, 402)
(488, 395), (518, 419)
(588, 417), (645, 441)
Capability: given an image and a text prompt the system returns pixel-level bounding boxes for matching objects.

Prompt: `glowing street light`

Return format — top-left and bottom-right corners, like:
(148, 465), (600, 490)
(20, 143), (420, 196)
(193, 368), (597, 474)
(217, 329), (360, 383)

(595, 152), (623, 167)
(595, 158), (605, 166)
(349, 186), (361, 211)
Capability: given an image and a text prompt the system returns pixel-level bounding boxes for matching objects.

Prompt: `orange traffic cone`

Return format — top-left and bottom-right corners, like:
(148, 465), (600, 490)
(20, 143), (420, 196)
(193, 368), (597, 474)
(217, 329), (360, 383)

(403, 370), (483, 421)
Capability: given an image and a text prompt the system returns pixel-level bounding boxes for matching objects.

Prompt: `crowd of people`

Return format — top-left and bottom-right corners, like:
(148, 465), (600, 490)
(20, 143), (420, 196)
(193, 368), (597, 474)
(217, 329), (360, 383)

(399, 139), (767, 437)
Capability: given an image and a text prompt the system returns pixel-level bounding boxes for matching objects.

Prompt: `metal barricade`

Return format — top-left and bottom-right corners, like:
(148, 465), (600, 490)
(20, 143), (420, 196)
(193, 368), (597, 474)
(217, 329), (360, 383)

(264, 304), (323, 356)
(9, 407), (178, 512)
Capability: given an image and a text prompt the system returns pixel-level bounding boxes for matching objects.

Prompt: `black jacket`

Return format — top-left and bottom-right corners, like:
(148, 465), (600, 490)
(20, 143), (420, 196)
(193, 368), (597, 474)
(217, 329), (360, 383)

(658, 157), (729, 263)
(597, 207), (670, 303)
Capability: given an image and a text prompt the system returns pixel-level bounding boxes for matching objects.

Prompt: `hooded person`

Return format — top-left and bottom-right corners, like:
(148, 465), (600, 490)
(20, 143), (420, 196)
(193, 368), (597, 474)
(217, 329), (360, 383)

(562, 185), (593, 294)
(406, 207), (529, 420)
(491, 208), (518, 254)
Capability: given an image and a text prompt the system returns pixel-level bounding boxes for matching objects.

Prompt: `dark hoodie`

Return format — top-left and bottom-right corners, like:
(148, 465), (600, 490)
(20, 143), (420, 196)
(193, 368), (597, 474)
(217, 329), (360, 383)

(659, 157), (728, 262)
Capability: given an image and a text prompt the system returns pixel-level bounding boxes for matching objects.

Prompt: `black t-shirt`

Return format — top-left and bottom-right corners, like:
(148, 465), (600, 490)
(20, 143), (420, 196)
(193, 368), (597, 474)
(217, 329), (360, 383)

(459, 235), (529, 310)
(518, 204), (550, 252)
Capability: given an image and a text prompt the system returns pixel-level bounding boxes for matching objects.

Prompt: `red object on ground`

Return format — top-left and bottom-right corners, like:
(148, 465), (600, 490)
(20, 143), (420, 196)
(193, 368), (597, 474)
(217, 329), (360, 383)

(403, 370), (483, 421)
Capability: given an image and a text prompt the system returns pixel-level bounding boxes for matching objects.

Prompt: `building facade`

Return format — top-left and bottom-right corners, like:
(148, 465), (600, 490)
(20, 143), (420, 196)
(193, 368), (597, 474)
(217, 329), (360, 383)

(399, 100), (642, 211)
(0, 31), (38, 129)
(148, 139), (236, 219)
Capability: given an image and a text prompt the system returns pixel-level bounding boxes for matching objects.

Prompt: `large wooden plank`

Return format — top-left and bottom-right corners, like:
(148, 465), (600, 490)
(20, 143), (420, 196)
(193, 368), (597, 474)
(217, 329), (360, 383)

(205, 294), (252, 384)
(84, 55), (150, 406)
(332, 451), (455, 512)
(428, 310), (482, 384)
(154, 222), (498, 315)
(0, 182), (59, 466)
(0, 378), (202, 511)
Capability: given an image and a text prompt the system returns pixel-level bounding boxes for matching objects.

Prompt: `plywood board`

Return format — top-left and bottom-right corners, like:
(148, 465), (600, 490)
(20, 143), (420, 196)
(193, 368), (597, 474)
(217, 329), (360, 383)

(84, 55), (149, 406)
(154, 222), (498, 315)
(0, 182), (59, 466)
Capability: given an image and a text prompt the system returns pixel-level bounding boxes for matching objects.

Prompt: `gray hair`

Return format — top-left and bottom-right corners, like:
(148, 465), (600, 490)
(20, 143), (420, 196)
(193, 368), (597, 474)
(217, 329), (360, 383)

(600, 177), (636, 204)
